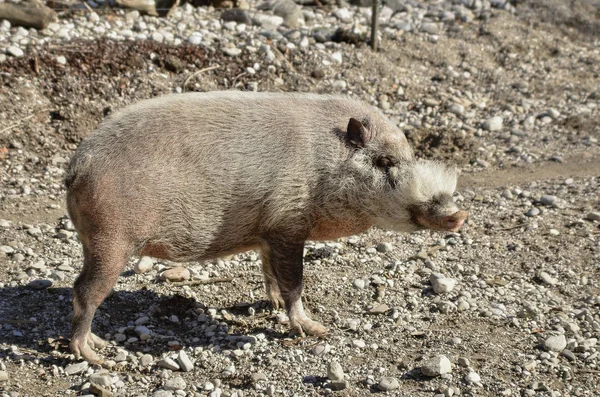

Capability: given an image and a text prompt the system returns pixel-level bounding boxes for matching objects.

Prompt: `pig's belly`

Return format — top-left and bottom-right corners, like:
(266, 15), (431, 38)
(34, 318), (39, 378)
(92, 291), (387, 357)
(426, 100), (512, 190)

(139, 240), (261, 262)
(308, 216), (372, 241)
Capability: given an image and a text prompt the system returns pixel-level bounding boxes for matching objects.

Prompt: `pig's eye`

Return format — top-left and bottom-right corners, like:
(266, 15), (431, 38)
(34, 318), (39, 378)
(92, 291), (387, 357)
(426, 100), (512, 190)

(376, 156), (398, 189)
(376, 156), (397, 169)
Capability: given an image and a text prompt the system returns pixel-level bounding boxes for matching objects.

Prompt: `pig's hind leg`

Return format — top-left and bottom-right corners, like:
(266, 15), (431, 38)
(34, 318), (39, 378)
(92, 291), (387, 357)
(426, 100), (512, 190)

(70, 239), (130, 364)
(262, 237), (328, 337)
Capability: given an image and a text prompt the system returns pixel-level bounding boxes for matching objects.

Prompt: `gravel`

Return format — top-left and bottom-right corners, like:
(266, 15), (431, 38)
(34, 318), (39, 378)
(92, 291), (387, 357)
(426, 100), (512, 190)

(0, 0), (599, 395)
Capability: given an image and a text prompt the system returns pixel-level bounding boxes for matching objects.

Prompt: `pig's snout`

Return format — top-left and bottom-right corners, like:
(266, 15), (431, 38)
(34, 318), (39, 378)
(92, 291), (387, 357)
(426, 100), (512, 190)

(441, 210), (468, 232)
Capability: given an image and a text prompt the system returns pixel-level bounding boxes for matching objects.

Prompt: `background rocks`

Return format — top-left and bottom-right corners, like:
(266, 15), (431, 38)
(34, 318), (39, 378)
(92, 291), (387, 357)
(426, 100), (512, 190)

(0, 0), (599, 395)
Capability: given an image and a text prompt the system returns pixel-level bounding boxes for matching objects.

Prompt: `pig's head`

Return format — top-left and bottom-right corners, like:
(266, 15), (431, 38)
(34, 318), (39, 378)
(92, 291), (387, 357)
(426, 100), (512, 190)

(342, 117), (467, 234)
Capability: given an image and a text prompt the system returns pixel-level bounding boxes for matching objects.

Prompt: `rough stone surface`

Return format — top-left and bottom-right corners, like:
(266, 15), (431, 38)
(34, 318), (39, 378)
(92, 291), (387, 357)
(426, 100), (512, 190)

(544, 335), (567, 352)
(160, 267), (190, 282)
(421, 355), (452, 377)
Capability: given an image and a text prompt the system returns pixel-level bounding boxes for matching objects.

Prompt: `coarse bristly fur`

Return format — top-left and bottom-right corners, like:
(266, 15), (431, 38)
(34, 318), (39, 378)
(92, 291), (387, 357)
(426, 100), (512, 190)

(64, 90), (466, 363)
(408, 159), (458, 203)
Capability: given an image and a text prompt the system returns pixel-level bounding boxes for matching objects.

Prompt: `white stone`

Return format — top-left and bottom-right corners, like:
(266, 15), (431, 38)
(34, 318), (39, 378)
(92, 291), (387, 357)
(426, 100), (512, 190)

(544, 335), (567, 352)
(7, 46), (24, 57)
(327, 361), (344, 381)
(135, 257), (154, 274)
(483, 116), (503, 131)
(421, 355), (452, 377)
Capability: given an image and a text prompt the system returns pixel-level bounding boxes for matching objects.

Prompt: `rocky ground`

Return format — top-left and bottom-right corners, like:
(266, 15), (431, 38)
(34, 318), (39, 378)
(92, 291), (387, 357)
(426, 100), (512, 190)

(1, 0), (599, 396)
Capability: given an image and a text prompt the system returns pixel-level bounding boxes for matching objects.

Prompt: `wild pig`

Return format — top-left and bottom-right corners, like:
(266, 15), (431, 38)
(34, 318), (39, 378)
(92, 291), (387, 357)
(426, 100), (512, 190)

(65, 91), (467, 363)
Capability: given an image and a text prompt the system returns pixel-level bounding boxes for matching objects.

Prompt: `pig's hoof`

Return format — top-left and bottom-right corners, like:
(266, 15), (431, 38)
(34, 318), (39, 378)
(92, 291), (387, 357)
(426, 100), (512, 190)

(265, 283), (286, 310)
(70, 334), (106, 365)
(293, 318), (329, 337)
(268, 292), (286, 311)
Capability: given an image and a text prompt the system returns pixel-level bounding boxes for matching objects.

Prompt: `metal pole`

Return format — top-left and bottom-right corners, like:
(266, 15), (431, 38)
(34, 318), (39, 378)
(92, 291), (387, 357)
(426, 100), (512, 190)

(371, 0), (379, 51)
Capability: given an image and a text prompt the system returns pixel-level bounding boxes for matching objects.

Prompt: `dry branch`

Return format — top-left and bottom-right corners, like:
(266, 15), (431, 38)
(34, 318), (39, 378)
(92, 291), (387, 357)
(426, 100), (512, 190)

(169, 277), (234, 287)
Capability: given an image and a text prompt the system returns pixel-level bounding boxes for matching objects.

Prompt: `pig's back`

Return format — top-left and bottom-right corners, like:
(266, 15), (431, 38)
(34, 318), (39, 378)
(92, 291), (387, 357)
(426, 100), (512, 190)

(68, 91), (374, 188)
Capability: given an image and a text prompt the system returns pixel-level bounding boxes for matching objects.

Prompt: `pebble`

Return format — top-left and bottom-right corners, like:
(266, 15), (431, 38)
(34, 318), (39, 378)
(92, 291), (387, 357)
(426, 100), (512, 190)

(7, 46), (24, 57)
(483, 116), (503, 131)
(330, 52), (343, 64)
(420, 22), (439, 34)
(164, 376), (186, 391)
(353, 279), (366, 289)
(539, 195), (557, 206)
(376, 242), (393, 252)
(140, 354), (154, 367)
(65, 361), (89, 375)
(28, 279), (52, 290)
(177, 350), (194, 372)
(153, 391), (174, 397)
(539, 271), (558, 286)
(251, 372), (268, 383)
(327, 361), (344, 381)
(544, 335), (567, 352)
(158, 358), (180, 371)
(223, 48), (242, 57)
(526, 207), (540, 217)
(89, 372), (114, 387)
(465, 371), (481, 384)
(368, 303), (389, 314)
(430, 274), (457, 294)
(89, 383), (113, 397)
(160, 267), (190, 282)
(221, 9), (252, 25)
(135, 257), (154, 274)
(0, 371), (7, 382)
(421, 355), (452, 377)
(0, 246), (14, 254)
(188, 33), (202, 45)
(329, 380), (349, 391)
(586, 212), (600, 221)
(56, 56), (67, 65)
(448, 103), (465, 115)
(311, 343), (330, 356)
(378, 377), (399, 391)
(151, 32), (164, 42)
(333, 7), (352, 22)
(562, 349), (576, 361)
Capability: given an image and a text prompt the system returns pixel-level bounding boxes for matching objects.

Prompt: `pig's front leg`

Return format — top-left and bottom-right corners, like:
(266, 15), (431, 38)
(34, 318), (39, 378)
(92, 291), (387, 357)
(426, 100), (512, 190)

(261, 237), (328, 337)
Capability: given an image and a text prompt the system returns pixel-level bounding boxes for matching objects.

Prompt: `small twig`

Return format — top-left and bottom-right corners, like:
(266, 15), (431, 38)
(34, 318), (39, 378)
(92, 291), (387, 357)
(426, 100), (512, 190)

(231, 72), (247, 88)
(165, 0), (179, 18)
(0, 109), (50, 135)
(170, 277), (233, 287)
(80, 0), (94, 13)
(270, 44), (295, 73)
(183, 65), (220, 92)
(371, 0), (379, 50)
(280, 336), (308, 346)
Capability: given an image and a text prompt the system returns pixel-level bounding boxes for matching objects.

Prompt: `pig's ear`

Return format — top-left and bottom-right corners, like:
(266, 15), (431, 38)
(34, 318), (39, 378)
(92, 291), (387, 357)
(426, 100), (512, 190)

(347, 118), (369, 148)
